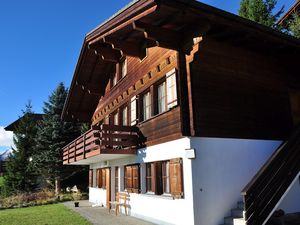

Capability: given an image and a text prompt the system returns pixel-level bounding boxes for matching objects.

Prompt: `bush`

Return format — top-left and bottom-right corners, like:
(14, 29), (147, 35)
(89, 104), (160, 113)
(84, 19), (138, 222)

(0, 190), (87, 210)
(0, 176), (11, 197)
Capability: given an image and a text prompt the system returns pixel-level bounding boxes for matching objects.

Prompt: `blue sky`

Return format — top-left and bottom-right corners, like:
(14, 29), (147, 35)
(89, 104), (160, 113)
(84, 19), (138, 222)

(0, 0), (295, 153)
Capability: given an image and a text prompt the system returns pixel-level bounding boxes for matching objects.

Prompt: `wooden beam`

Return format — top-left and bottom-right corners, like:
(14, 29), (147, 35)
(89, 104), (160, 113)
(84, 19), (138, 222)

(89, 43), (122, 62)
(87, 4), (158, 43)
(180, 24), (211, 54)
(132, 21), (180, 50)
(177, 51), (191, 136)
(103, 36), (147, 59)
(70, 111), (91, 121)
(75, 81), (103, 96)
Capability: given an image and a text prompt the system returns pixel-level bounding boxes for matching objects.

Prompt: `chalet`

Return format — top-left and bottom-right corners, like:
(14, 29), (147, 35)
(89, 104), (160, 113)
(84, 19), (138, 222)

(61, 0), (300, 224)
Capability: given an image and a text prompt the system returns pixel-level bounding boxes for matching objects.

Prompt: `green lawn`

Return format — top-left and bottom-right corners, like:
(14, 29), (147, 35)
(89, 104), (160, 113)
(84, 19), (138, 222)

(0, 204), (92, 225)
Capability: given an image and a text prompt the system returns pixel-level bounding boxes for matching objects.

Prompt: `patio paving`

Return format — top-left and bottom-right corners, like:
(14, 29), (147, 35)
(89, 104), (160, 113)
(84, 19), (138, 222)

(62, 200), (156, 225)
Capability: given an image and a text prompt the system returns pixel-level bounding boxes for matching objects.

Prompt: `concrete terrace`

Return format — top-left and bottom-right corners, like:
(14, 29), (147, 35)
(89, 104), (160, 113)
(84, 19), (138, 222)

(63, 201), (156, 225)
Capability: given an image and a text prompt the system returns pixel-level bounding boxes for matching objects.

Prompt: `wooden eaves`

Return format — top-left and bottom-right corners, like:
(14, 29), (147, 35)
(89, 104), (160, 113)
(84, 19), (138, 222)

(278, 0), (300, 25)
(62, 0), (300, 123)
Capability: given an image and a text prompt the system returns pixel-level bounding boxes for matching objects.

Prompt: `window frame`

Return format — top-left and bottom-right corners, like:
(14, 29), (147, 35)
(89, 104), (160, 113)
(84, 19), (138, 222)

(141, 90), (152, 122)
(144, 159), (183, 198)
(166, 68), (178, 109)
(124, 164), (140, 193)
(120, 57), (127, 79)
(121, 105), (128, 126)
(96, 168), (107, 189)
(156, 79), (167, 115)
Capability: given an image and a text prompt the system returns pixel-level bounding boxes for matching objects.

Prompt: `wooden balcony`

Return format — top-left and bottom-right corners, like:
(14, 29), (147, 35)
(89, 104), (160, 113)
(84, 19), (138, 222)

(63, 124), (143, 165)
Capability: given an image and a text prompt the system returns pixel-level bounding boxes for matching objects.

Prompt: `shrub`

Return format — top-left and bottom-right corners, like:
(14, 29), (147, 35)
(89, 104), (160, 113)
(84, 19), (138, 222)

(0, 189), (87, 210)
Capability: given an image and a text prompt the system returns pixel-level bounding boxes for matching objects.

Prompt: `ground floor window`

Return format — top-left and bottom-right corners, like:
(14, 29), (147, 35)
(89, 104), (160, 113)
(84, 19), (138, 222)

(124, 164), (140, 193)
(96, 168), (107, 189)
(146, 158), (183, 198)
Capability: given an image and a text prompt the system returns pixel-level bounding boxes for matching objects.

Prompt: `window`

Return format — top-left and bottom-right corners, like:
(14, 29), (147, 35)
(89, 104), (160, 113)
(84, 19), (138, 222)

(112, 73), (117, 87)
(130, 96), (138, 125)
(97, 168), (107, 189)
(122, 106), (128, 126)
(104, 116), (109, 125)
(113, 112), (119, 125)
(157, 81), (167, 114)
(145, 159), (183, 198)
(89, 169), (93, 187)
(146, 163), (153, 192)
(124, 164), (140, 193)
(120, 58), (127, 78)
(166, 69), (178, 109)
(162, 161), (170, 194)
(142, 91), (151, 121)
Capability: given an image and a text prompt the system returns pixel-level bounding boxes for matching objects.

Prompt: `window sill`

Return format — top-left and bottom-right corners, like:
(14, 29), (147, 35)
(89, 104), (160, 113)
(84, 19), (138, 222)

(140, 193), (174, 200)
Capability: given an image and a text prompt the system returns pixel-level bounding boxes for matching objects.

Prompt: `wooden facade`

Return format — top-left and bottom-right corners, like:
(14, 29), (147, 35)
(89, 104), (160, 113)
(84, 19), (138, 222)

(62, 0), (300, 162)
(190, 38), (293, 140)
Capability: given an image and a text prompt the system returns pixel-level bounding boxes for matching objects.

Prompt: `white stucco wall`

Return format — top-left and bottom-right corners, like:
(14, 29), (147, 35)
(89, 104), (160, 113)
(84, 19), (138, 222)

(89, 138), (195, 225)
(190, 137), (281, 225)
(89, 187), (107, 207)
(277, 174), (300, 214)
(88, 137), (283, 225)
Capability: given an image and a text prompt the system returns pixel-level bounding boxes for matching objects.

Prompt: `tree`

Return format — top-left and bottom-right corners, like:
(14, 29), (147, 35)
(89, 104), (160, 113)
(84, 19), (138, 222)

(5, 102), (39, 194)
(289, 12), (300, 38)
(239, 0), (284, 28)
(33, 82), (84, 194)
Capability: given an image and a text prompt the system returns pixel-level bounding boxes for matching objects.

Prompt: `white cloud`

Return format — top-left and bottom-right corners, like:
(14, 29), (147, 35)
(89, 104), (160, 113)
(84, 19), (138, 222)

(0, 126), (13, 147)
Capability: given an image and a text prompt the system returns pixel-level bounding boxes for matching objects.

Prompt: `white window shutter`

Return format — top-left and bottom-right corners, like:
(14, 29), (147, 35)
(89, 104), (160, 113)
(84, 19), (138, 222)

(131, 96), (138, 125)
(166, 68), (178, 109)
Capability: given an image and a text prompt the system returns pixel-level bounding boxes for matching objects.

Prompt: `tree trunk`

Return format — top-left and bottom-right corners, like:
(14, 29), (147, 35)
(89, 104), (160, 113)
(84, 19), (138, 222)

(55, 176), (61, 195)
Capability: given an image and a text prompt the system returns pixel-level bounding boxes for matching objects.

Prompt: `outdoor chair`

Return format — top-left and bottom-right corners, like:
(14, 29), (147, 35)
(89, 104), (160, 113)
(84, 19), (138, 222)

(108, 192), (130, 216)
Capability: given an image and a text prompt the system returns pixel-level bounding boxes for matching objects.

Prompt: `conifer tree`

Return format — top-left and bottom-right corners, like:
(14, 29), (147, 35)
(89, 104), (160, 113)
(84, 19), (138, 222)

(33, 82), (83, 194)
(289, 12), (300, 38)
(5, 102), (38, 194)
(239, 0), (284, 28)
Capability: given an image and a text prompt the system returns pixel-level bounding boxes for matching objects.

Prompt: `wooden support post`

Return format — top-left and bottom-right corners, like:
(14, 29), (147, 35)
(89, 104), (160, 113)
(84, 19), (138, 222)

(177, 51), (191, 136)
(74, 141), (77, 162)
(67, 146), (70, 164)
(83, 133), (86, 159)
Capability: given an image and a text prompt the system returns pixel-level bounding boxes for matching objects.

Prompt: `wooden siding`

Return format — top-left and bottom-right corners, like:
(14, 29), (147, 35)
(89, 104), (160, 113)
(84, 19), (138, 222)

(138, 106), (182, 146)
(91, 47), (182, 147)
(189, 38), (293, 140)
(93, 47), (176, 123)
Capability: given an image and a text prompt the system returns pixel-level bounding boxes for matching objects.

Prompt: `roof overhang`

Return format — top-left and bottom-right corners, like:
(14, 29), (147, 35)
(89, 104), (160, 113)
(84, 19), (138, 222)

(62, 0), (300, 122)
(278, 0), (300, 25)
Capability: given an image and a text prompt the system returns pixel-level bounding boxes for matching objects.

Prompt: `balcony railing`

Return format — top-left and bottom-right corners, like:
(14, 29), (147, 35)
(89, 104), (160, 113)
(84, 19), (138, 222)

(63, 124), (143, 165)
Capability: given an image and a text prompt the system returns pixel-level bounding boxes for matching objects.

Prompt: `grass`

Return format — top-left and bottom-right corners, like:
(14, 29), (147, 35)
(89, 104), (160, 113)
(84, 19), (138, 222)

(0, 204), (92, 225)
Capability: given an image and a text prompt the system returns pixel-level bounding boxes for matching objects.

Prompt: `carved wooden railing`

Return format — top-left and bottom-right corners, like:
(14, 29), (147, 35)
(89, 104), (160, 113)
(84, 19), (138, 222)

(63, 124), (143, 164)
(241, 125), (300, 225)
